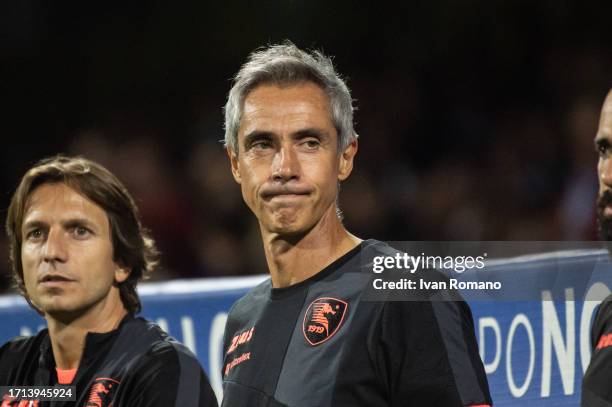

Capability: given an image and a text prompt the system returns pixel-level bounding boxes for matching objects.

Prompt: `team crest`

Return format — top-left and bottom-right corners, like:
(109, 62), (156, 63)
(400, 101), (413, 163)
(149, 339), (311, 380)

(303, 297), (348, 346)
(85, 377), (120, 407)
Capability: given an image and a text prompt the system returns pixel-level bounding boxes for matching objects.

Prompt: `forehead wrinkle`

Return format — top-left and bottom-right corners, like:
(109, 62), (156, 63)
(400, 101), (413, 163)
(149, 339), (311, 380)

(239, 84), (334, 142)
(22, 184), (107, 231)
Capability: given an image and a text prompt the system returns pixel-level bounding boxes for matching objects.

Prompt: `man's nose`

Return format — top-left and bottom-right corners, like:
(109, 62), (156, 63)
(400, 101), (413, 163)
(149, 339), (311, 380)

(42, 227), (68, 263)
(271, 145), (299, 182)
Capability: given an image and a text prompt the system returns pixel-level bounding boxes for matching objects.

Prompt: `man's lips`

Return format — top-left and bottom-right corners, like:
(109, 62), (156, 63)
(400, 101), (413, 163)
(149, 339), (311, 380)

(268, 193), (309, 200)
(605, 206), (612, 217)
(38, 274), (75, 285)
(260, 188), (311, 200)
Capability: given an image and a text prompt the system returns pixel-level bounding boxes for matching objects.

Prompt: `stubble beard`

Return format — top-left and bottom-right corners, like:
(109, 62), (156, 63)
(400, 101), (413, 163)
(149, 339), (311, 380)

(597, 190), (612, 241)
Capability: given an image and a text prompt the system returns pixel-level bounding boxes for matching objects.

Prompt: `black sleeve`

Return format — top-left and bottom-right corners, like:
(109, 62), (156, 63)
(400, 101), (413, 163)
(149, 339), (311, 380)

(582, 298), (612, 406)
(123, 341), (218, 407)
(377, 300), (492, 407)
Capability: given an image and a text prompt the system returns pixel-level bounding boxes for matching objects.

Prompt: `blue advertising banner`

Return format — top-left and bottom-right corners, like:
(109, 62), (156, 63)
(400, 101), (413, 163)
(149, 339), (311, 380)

(1, 250), (611, 405)
(466, 249), (612, 406)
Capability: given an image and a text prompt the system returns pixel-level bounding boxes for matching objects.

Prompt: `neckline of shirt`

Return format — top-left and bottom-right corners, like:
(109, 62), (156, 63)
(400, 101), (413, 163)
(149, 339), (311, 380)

(269, 239), (374, 300)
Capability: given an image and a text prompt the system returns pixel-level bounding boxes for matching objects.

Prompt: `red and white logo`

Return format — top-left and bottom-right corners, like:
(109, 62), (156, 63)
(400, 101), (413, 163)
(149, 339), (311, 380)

(226, 326), (254, 355)
(85, 377), (119, 407)
(303, 297), (348, 346)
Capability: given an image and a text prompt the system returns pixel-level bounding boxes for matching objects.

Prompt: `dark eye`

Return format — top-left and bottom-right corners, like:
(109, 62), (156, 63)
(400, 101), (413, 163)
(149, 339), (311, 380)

(252, 140), (272, 150)
(303, 139), (320, 149)
(72, 226), (92, 238)
(598, 144), (609, 157)
(26, 229), (44, 241)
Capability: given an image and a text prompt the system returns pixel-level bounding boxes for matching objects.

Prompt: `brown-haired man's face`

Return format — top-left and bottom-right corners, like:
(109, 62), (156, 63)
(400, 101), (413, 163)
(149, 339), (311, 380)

(228, 82), (357, 236)
(20, 182), (129, 318)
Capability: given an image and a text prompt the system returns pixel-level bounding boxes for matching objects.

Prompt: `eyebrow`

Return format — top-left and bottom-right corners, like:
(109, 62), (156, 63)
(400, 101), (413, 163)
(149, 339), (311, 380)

(243, 128), (330, 146)
(22, 220), (46, 232)
(293, 128), (330, 141)
(63, 218), (98, 231)
(22, 217), (99, 232)
(243, 130), (274, 148)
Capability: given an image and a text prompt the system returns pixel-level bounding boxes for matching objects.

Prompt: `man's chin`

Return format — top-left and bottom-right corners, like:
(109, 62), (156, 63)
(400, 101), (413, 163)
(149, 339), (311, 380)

(264, 210), (302, 231)
(263, 215), (314, 238)
(267, 222), (307, 237)
(37, 298), (84, 321)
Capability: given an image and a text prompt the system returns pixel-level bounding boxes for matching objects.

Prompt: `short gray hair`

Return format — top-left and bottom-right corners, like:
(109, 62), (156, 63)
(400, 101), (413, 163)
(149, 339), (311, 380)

(224, 41), (358, 153)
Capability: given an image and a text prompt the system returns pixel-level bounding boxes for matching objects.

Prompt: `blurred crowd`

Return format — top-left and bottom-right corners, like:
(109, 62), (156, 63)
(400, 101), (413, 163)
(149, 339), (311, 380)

(0, 1), (610, 292)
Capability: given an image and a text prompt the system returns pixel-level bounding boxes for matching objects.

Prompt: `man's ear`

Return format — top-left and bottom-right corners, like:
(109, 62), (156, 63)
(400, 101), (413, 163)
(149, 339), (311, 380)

(338, 139), (358, 181)
(227, 147), (242, 184)
(114, 266), (131, 284)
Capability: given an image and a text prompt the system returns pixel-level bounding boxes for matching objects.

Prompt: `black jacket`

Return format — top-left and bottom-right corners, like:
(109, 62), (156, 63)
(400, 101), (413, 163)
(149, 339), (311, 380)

(0, 314), (218, 407)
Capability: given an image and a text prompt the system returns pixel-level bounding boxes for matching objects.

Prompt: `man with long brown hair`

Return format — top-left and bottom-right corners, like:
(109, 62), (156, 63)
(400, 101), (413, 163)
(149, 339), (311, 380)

(0, 156), (217, 406)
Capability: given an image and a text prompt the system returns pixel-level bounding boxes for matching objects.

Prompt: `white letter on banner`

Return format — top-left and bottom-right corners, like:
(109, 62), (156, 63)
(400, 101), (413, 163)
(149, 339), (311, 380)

(181, 316), (197, 355)
(580, 283), (611, 373)
(479, 317), (501, 373)
(506, 314), (535, 398)
(156, 318), (169, 332)
(209, 312), (228, 403)
(541, 288), (575, 396)
(20, 327), (32, 336)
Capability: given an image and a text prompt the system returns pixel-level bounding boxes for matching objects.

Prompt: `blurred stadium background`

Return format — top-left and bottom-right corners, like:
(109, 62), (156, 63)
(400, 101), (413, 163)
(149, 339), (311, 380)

(1, 1), (611, 293)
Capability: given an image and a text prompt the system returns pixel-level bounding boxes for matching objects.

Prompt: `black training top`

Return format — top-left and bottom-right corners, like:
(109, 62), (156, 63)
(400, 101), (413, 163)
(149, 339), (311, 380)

(582, 293), (612, 406)
(221, 239), (492, 407)
(0, 314), (218, 406)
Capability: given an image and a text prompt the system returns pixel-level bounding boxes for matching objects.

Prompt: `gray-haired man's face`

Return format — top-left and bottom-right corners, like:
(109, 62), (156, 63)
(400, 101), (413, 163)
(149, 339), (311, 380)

(228, 82), (357, 237)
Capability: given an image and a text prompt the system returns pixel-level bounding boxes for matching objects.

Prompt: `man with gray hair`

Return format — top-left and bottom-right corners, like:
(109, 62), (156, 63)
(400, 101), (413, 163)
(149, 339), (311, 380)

(221, 41), (491, 407)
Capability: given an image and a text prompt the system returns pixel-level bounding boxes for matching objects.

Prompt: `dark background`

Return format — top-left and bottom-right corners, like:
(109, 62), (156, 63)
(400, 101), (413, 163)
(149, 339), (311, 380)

(1, 1), (611, 291)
